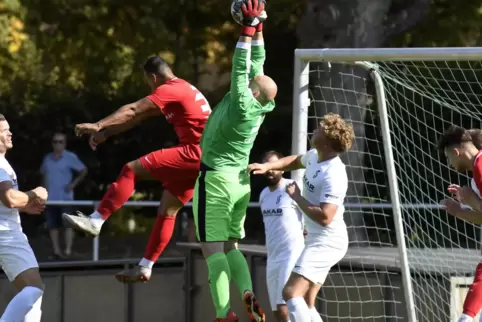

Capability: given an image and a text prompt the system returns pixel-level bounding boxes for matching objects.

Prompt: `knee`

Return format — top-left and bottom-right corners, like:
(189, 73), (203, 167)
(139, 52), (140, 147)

(158, 206), (178, 218)
(122, 162), (135, 173)
(282, 284), (294, 302)
(14, 268), (44, 290)
(125, 160), (137, 170)
(124, 160), (145, 178)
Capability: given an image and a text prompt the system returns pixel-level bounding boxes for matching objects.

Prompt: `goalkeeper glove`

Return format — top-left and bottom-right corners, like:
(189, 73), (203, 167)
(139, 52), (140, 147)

(256, 10), (267, 32)
(241, 0), (266, 37)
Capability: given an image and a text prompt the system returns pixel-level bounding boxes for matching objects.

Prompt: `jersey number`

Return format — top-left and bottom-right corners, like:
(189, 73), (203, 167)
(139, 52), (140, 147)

(191, 85), (211, 113)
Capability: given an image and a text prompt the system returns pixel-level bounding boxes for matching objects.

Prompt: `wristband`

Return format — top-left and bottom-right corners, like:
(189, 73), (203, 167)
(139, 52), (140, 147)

(256, 22), (263, 32)
(241, 26), (256, 37)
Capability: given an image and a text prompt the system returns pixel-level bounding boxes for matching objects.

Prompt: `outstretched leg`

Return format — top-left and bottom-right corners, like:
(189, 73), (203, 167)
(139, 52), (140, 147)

(115, 190), (184, 283)
(62, 159), (152, 236)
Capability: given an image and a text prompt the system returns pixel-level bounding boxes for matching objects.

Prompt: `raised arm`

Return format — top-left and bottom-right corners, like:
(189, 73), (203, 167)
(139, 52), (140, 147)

(249, 154), (304, 174)
(101, 112), (154, 139)
(230, 0), (265, 106)
(230, 34), (253, 106)
(96, 98), (160, 130)
(75, 97), (161, 138)
(249, 28), (265, 78)
(267, 155), (304, 171)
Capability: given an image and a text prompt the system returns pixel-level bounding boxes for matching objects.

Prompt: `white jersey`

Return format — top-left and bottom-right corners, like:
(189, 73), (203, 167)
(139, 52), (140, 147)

(0, 156), (21, 231)
(300, 149), (348, 239)
(259, 178), (304, 263)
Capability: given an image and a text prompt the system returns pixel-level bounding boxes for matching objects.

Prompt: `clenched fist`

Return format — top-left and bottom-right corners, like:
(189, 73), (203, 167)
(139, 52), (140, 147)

(75, 123), (100, 137)
(31, 186), (48, 202)
(286, 182), (301, 200)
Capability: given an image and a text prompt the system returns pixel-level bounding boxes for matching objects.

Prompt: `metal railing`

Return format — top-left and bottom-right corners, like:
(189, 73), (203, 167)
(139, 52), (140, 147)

(45, 200), (447, 261)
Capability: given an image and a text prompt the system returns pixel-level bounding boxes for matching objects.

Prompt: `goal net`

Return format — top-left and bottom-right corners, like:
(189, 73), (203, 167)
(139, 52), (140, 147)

(293, 48), (482, 322)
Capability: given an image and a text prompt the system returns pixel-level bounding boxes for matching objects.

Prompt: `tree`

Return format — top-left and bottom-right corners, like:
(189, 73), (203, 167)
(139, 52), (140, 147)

(296, 0), (430, 245)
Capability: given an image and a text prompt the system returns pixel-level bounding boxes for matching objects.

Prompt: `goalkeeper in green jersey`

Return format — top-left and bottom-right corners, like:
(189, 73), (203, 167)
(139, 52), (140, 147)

(192, 1), (277, 321)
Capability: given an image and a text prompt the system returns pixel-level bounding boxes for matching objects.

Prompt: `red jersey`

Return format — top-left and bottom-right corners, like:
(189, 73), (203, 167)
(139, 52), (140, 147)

(147, 78), (211, 145)
(470, 150), (482, 198)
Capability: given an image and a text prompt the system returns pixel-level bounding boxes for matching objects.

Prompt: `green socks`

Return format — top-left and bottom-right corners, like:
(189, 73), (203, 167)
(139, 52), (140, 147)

(206, 252), (231, 318)
(206, 250), (254, 318)
(226, 249), (253, 297)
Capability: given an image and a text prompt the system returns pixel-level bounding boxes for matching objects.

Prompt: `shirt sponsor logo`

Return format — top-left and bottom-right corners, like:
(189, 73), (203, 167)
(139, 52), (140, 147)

(303, 174), (315, 192)
(262, 208), (283, 216)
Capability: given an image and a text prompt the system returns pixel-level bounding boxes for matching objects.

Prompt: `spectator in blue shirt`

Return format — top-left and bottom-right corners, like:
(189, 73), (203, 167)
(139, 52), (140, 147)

(41, 133), (87, 259)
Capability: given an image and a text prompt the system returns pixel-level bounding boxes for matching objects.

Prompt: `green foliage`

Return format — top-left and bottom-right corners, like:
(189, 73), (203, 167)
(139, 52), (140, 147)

(2, 0), (482, 218)
(393, 0), (482, 47)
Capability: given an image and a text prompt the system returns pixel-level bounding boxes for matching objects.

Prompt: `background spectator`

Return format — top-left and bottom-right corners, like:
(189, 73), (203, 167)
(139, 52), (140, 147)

(41, 133), (88, 259)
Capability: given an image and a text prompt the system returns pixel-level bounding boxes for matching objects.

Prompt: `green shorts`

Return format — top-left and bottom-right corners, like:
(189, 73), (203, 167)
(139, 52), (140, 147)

(192, 163), (251, 242)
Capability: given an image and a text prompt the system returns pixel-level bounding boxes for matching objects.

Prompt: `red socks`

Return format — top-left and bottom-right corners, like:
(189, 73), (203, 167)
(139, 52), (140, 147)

(463, 262), (482, 317)
(97, 164), (136, 220)
(143, 214), (176, 262)
(96, 163), (177, 263)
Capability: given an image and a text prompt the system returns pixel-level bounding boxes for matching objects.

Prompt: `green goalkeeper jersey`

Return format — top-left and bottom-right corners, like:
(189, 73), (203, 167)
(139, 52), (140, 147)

(200, 41), (275, 172)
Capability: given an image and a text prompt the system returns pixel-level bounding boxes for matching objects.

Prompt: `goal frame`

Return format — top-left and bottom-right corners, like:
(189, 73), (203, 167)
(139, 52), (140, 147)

(292, 47), (482, 322)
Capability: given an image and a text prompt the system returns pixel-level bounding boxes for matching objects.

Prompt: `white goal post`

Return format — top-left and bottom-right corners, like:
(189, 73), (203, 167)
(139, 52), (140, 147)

(292, 48), (482, 322)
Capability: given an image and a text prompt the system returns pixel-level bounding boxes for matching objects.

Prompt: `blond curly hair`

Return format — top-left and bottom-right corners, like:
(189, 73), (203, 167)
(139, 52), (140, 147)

(320, 113), (355, 153)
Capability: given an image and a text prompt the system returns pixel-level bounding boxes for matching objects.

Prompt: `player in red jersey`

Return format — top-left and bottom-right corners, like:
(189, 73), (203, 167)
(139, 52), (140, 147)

(439, 125), (482, 322)
(62, 56), (210, 283)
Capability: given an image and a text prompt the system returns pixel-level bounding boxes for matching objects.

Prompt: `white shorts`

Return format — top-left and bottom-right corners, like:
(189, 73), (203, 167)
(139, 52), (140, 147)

(0, 231), (39, 281)
(266, 253), (302, 310)
(293, 233), (348, 285)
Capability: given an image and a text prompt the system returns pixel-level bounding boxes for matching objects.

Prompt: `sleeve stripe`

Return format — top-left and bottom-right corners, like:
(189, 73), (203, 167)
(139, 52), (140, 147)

(252, 40), (264, 46)
(236, 42), (251, 50)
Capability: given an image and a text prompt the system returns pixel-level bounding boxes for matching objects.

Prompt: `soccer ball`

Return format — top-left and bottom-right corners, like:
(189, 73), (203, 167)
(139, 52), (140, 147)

(230, 0), (267, 26)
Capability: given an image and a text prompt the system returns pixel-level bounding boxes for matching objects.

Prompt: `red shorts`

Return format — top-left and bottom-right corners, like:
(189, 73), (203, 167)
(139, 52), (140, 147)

(139, 144), (201, 204)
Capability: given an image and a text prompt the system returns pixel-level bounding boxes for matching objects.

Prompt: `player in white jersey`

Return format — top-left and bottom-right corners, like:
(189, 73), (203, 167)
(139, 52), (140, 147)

(249, 113), (355, 322)
(258, 150), (304, 322)
(0, 114), (48, 322)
